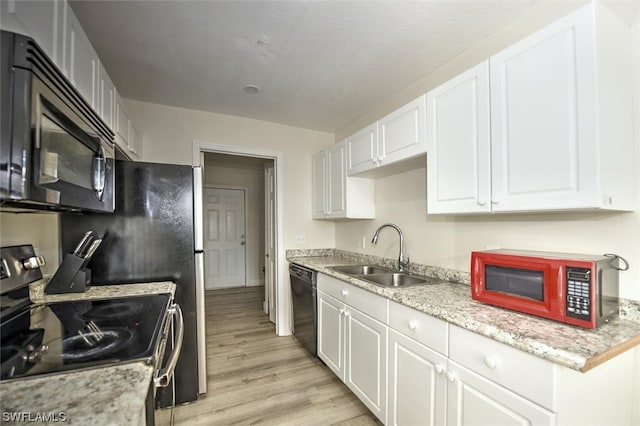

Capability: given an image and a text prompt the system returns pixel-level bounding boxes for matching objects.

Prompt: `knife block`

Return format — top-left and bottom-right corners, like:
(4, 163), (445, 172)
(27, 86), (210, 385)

(45, 253), (92, 294)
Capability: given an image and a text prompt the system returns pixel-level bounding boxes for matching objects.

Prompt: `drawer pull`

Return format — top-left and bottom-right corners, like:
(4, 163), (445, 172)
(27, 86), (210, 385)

(445, 371), (456, 382)
(484, 356), (498, 369)
(435, 364), (444, 375)
(408, 320), (417, 330)
(341, 289), (348, 297)
(339, 308), (345, 316)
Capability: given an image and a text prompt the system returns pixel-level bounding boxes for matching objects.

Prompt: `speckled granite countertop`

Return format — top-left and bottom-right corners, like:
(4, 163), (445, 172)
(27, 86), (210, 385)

(30, 279), (176, 303)
(0, 363), (153, 425)
(288, 249), (640, 372)
(1, 281), (176, 425)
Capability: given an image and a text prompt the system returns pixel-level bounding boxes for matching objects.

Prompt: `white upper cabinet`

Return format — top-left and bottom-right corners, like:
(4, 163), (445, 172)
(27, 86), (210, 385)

(427, 2), (635, 214)
(346, 123), (379, 175)
(97, 63), (115, 130)
(115, 91), (132, 154)
(426, 62), (491, 214)
(64, 2), (99, 112)
(378, 95), (427, 167)
(327, 143), (346, 216)
(347, 96), (427, 176)
(129, 125), (143, 160)
(312, 151), (327, 218)
(0, 0), (64, 70)
(1, 0), (139, 146)
(312, 141), (375, 220)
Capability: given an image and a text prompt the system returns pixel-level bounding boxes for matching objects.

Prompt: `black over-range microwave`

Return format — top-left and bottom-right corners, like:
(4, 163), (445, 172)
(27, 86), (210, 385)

(0, 30), (115, 213)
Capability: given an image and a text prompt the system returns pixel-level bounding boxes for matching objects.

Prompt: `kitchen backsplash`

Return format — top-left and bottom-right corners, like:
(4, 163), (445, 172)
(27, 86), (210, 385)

(286, 248), (470, 284)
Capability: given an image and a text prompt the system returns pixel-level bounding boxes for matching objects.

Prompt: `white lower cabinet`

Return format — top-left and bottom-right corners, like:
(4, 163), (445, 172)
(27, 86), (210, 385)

(317, 289), (345, 380)
(317, 274), (388, 423)
(344, 305), (387, 421)
(318, 275), (635, 425)
(388, 330), (447, 426)
(446, 360), (554, 426)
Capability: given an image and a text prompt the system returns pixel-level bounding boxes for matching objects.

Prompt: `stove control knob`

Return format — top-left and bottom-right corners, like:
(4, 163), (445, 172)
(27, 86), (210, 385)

(22, 256), (46, 270)
(26, 345), (49, 363)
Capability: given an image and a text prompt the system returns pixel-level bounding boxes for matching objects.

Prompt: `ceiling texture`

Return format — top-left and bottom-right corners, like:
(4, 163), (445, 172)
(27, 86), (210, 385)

(70, 0), (557, 133)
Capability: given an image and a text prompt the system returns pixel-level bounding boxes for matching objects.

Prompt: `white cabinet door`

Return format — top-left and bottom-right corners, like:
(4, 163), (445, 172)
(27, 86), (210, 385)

(311, 151), (327, 219)
(489, 5), (597, 212)
(327, 142), (346, 217)
(97, 63), (115, 131)
(64, 4), (98, 111)
(347, 97), (427, 177)
(0, 0), (63, 69)
(115, 92), (131, 154)
(345, 307), (387, 424)
(426, 62), (491, 214)
(317, 290), (345, 381)
(129, 126), (143, 160)
(446, 361), (555, 426)
(388, 330), (447, 426)
(346, 122), (378, 175)
(312, 142), (374, 220)
(379, 95), (427, 167)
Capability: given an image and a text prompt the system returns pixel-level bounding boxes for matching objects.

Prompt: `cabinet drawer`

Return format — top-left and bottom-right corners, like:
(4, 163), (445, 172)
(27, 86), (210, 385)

(317, 274), (388, 323)
(389, 301), (448, 355)
(449, 326), (556, 410)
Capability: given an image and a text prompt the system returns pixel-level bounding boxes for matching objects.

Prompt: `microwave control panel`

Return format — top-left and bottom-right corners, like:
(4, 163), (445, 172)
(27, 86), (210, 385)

(566, 267), (591, 320)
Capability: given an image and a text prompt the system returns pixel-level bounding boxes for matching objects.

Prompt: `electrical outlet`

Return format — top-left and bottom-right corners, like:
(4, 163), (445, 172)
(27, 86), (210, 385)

(296, 234), (306, 244)
(356, 236), (367, 249)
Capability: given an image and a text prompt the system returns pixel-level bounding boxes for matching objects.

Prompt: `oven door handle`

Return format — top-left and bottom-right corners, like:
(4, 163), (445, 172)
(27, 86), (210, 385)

(154, 303), (184, 388)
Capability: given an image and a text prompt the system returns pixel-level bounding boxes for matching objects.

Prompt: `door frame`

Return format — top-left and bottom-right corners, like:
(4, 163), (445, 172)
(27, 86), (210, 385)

(203, 185), (248, 289)
(193, 141), (287, 336)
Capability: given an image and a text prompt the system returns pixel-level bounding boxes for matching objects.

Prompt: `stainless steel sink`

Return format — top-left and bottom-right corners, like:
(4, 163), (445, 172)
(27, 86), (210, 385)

(360, 273), (428, 287)
(329, 264), (431, 287)
(330, 265), (390, 275)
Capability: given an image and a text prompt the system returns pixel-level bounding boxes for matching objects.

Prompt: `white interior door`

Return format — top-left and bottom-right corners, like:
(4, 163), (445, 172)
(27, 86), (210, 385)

(264, 165), (276, 322)
(204, 188), (246, 289)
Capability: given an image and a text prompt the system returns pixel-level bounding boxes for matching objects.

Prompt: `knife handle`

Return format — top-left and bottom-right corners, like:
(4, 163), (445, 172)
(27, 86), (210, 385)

(73, 231), (94, 256)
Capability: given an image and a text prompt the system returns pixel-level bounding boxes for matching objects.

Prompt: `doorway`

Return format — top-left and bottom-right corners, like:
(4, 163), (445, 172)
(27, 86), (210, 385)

(204, 187), (247, 289)
(194, 143), (284, 333)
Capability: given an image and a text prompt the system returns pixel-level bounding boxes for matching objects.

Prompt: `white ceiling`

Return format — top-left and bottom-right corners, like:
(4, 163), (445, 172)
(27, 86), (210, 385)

(70, 0), (560, 133)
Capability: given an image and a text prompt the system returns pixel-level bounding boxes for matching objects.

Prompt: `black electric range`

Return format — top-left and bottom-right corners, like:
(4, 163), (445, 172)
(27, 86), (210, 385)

(1, 293), (171, 381)
(0, 244), (172, 382)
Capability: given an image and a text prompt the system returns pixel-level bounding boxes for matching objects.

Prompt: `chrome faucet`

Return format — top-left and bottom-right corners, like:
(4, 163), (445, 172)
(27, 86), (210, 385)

(371, 223), (409, 272)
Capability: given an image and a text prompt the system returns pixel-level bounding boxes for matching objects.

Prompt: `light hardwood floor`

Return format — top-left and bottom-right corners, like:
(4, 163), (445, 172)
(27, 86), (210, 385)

(156, 286), (380, 425)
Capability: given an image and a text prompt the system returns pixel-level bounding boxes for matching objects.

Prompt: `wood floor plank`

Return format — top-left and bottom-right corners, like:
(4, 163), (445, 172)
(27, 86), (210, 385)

(156, 286), (380, 426)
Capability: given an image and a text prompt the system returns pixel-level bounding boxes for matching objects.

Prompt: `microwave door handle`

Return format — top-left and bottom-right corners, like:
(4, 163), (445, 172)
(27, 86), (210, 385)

(557, 267), (564, 301)
(92, 154), (105, 201)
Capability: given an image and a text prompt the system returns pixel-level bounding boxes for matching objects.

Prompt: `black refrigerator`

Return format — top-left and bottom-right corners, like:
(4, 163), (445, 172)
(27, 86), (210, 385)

(60, 160), (207, 407)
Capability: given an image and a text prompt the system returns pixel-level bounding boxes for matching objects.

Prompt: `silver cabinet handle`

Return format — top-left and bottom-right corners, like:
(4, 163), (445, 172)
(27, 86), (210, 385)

(155, 304), (184, 388)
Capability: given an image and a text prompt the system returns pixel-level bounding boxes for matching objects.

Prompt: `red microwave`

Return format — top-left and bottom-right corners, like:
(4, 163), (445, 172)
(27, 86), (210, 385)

(471, 249), (622, 328)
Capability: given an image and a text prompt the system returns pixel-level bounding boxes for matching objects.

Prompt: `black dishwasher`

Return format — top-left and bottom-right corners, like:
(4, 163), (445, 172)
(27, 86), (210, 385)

(289, 263), (317, 356)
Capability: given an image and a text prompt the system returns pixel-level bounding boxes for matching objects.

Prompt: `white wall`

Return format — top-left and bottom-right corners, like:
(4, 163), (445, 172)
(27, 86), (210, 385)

(125, 99), (336, 251)
(204, 160), (266, 287)
(0, 212), (60, 276)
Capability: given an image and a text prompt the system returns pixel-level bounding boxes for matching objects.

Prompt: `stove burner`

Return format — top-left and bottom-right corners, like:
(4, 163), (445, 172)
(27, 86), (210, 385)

(82, 300), (147, 321)
(60, 328), (134, 362)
